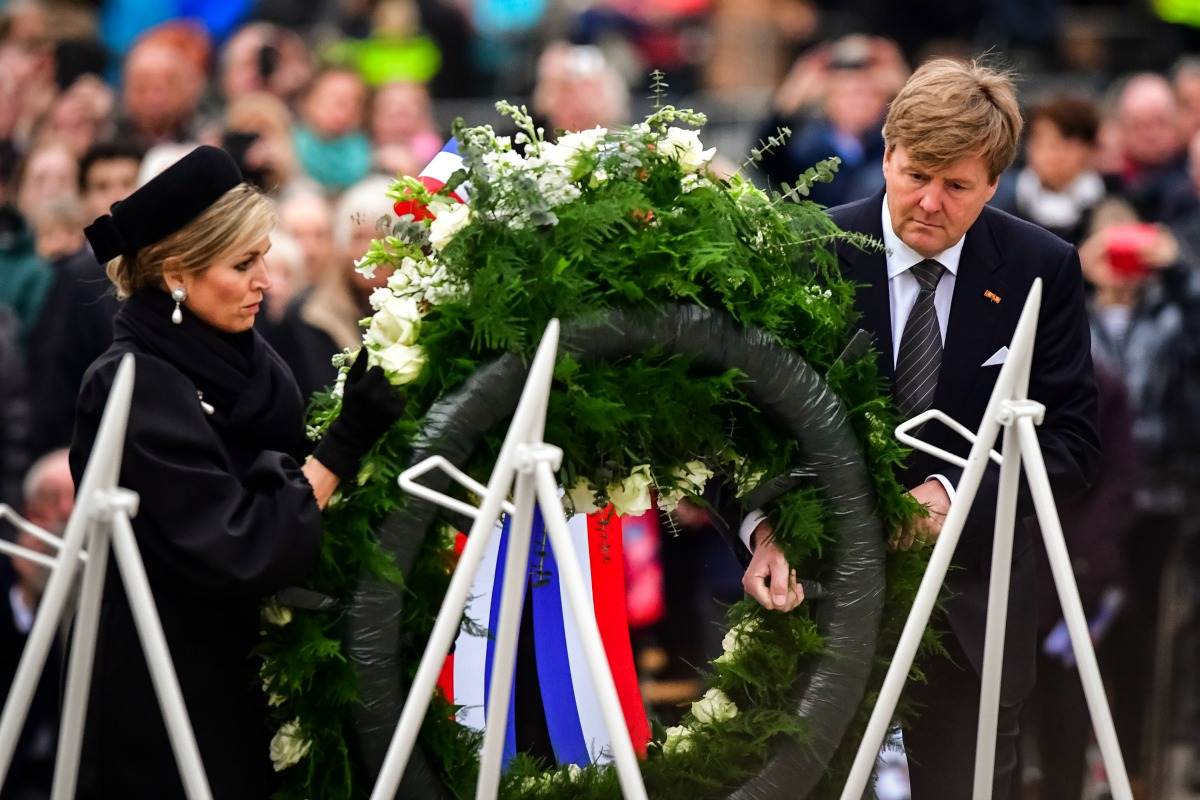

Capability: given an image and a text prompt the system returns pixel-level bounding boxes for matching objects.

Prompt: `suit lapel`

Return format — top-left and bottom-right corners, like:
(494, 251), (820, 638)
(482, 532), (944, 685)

(933, 211), (1008, 411)
(837, 192), (894, 385)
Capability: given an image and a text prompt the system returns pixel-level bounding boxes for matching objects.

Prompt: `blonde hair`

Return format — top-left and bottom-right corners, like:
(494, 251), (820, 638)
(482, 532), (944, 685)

(883, 58), (1022, 182)
(105, 183), (276, 298)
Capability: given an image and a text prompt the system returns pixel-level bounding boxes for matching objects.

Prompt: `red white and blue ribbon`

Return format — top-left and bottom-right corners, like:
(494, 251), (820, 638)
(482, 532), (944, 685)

(444, 507), (651, 767)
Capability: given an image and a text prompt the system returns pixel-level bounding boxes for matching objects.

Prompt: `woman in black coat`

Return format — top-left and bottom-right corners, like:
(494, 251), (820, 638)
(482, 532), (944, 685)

(71, 146), (404, 798)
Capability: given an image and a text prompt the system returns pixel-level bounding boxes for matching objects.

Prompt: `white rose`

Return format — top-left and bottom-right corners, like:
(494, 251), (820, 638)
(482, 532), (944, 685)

(366, 295), (421, 348)
(657, 460), (714, 512)
(548, 127), (607, 166)
(428, 201), (471, 250)
(663, 724), (693, 755)
(608, 464), (653, 517)
(691, 687), (737, 725)
(660, 127), (716, 173)
(372, 342), (427, 385)
(566, 478), (600, 516)
(715, 617), (759, 665)
(261, 602), (292, 627)
(269, 719), (312, 771)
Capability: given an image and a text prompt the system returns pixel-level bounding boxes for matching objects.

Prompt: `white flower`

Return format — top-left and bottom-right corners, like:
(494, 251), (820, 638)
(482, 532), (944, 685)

(659, 127), (716, 173)
(268, 693), (286, 707)
(566, 763), (584, 782)
(714, 617), (759, 665)
(543, 127), (608, 167)
(608, 464), (653, 517)
(566, 478), (600, 516)
(680, 173), (709, 193)
(365, 295), (421, 348)
(657, 460), (714, 511)
(269, 719), (312, 772)
(428, 201), (471, 250)
(353, 253), (377, 278)
(367, 286), (393, 311)
(663, 724), (694, 755)
(691, 687), (738, 725)
(372, 342), (427, 385)
(261, 602), (292, 627)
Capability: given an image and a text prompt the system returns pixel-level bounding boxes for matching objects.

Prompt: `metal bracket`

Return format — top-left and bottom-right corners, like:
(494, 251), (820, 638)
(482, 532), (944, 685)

(398, 455), (517, 521)
(997, 399), (1046, 427)
(894, 409), (1004, 470)
(91, 488), (140, 520)
(513, 443), (563, 474)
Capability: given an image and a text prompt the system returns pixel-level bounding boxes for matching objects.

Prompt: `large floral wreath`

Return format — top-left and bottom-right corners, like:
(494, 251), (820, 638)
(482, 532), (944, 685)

(257, 87), (936, 800)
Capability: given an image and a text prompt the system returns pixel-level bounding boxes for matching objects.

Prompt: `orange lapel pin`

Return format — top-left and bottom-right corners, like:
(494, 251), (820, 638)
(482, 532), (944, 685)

(983, 290), (1002, 304)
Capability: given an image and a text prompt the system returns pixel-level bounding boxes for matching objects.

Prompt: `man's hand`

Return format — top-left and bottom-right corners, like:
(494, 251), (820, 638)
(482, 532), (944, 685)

(742, 521), (804, 612)
(890, 479), (951, 551)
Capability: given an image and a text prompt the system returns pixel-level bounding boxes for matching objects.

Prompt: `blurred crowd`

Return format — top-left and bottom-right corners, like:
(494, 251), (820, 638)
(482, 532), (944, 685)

(3, 0), (1200, 798)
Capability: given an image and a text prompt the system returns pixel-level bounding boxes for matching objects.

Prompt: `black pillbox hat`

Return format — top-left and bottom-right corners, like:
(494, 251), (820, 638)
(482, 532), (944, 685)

(84, 145), (244, 263)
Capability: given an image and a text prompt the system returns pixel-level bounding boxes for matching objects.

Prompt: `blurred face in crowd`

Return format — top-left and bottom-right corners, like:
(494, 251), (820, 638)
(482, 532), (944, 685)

(34, 219), (84, 261)
(279, 193), (333, 283)
(221, 25), (271, 100)
(1027, 118), (1095, 192)
(24, 449), (74, 533)
(824, 67), (887, 137)
(302, 71), (367, 139)
(123, 43), (202, 138)
(882, 143), (997, 258)
(168, 235), (272, 333)
(83, 157), (140, 221)
(1118, 76), (1182, 168)
(17, 143), (78, 220)
(371, 82), (434, 144)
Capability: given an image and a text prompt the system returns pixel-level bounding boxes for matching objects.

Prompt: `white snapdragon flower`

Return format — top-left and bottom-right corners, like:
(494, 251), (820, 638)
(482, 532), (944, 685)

(428, 201), (471, 250)
(657, 460), (714, 512)
(608, 464), (654, 516)
(269, 719), (312, 771)
(659, 127), (716, 173)
(372, 342), (427, 385)
(365, 295), (421, 348)
(544, 127), (608, 167)
(691, 687), (738, 724)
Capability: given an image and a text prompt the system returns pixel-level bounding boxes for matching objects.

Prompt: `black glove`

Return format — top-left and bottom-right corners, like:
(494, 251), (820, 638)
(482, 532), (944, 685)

(312, 349), (408, 480)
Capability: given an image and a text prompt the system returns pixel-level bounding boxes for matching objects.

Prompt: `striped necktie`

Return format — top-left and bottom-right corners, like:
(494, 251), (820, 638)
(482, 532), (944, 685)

(894, 259), (947, 418)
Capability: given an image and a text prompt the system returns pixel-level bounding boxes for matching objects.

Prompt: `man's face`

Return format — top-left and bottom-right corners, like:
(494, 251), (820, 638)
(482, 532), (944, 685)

(882, 143), (997, 257)
(82, 158), (139, 221)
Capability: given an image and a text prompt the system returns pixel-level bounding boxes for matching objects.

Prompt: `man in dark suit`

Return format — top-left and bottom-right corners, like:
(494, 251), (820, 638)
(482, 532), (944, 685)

(742, 60), (1101, 798)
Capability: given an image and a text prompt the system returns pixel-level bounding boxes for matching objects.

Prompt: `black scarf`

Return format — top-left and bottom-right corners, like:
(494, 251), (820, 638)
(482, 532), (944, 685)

(114, 289), (306, 458)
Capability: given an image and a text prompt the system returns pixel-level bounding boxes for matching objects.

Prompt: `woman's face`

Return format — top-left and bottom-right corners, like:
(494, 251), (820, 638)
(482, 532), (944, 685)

(174, 235), (272, 333)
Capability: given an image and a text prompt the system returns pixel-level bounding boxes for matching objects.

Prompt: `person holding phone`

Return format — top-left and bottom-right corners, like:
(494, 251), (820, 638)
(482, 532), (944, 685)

(1077, 198), (1200, 786)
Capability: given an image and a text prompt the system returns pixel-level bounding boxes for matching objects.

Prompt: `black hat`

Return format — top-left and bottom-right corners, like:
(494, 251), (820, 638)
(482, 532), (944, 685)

(84, 145), (244, 263)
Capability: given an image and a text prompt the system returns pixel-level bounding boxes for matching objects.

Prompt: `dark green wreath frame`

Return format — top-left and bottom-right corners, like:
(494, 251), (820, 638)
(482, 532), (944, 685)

(342, 304), (887, 799)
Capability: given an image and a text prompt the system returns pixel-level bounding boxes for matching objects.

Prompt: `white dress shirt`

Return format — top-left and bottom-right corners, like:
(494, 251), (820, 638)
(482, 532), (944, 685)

(738, 194), (965, 550)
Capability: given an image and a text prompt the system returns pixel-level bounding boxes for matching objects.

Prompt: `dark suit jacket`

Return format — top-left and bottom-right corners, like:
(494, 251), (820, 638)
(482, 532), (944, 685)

(830, 191), (1101, 703)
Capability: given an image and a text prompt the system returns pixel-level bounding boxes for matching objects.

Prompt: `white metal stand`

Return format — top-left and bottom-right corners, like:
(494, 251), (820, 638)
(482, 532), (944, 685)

(0, 354), (213, 800)
(839, 279), (1132, 800)
(371, 319), (649, 800)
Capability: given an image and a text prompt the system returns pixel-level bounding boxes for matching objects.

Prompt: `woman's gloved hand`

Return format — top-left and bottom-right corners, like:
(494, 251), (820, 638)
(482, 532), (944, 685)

(311, 349), (407, 480)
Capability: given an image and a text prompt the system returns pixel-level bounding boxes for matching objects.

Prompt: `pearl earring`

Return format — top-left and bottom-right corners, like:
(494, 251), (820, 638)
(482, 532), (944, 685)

(171, 287), (186, 325)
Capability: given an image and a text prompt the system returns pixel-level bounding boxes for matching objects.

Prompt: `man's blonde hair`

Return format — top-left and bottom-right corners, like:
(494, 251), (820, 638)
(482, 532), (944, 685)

(105, 183), (276, 298)
(883, 58), (1022, 182)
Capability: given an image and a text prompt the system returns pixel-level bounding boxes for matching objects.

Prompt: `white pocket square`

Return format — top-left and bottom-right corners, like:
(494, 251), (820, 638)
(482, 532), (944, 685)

(981, 347), (1008, 367)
